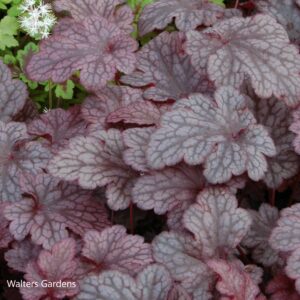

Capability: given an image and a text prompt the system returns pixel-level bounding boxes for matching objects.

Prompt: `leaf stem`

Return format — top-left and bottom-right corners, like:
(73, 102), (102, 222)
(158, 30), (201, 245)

(130, 202), (134, 234)
(234, 0), (239, 8)
(48, 80), (53, 109)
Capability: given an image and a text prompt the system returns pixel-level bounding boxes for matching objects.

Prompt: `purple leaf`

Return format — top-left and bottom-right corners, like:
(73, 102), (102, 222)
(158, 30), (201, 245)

(255, 97), (299, 188)
(0, 121), (51, 202)
(107, 101), (161, 126)
(285, 249), (300, 293)
(255, 0), (300, 44)
(81, 225), (153, 276)
(0, 207), (13, 248)
(76, 271), (139, 300)
(147, 86), (276, 183)
(270, 203), (300, 252)
(0, 60), (27, 122)
(20, 238), (79, 300)
(122, 32), (212, 102)
(183, 188), (252, 258)
(186, 14), (300, 106)
(138, 0), (241, 36)
(132, 164), (205, 214)
(54, 0), (134, 33)
(25, 17), (138, 90)
(82, 86), (143, 130)
(28, 106), (88, 152)
(123, 127), (155, 172)
(242, 204), (280, 267)
(289, 106), (300, 155)
(48, 129), (138, 210)
(4, 173), (110, 249)
(4, 239), (41, 272)
(207, 259), (261, 300)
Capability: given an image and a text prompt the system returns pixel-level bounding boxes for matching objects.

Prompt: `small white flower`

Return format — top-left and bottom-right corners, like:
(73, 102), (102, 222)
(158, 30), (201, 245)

(18, 0), (56, 40)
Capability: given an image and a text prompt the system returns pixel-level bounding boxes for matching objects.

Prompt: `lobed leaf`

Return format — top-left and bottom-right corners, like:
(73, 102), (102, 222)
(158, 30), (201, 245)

(186, 14), (300, 106)
(25, 17), (138, 90)
(48, 129), (137, 210)
(0, 60), (27, 122)
(81, 225), (153, 276)
(20, 238), (79, 300)
(0, 121), (51, 202)
(122, 31), (212, 102)
(28, 106), (88, 152)
(242, 204), (279, 266)
(147, 86), (276, 183)
(54, 0), (134, 33)
(4, 174), (110, 249)
(138, 0), (240, 36)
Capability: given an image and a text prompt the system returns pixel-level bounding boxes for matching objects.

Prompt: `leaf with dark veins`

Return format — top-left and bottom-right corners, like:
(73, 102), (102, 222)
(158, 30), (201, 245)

(48, 129), (138, 210)
(54, 0), (134, 33)
(25, 17), (137, 90)
(122, 31), (212, 102)
(186, 14), (300, 106)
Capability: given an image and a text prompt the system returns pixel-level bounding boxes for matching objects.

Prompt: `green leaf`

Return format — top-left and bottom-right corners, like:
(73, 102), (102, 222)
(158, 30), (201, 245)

(17, 42), (38, 68)
(210, 0), (225, 7)
(55, 80), (75, 100)
(127, 0), (153, 9)
(3, 53), (16, 64)
(0, 16), (19, 49)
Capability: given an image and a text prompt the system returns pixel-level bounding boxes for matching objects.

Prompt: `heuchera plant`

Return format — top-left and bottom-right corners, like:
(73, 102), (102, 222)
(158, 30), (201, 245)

(1, 0), (300, 299)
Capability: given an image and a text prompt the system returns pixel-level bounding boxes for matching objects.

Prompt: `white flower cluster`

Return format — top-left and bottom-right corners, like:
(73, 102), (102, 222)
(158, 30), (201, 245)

(19, 0), (56, 39)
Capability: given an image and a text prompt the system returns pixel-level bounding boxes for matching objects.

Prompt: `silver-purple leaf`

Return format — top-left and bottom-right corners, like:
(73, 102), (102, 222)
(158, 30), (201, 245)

(186, 14), (300, 106)
(4, 174), (110, 249)
(138, 0), (240, 36)
(255, 0), (300, 44)
(28, 106), (88, 152)
(0, 60), (27, 122)
(54, 0), (134, 33)
(122, 31), (212, 102)
(48, 129), (137, 210)
(0, 121), (51, 202)
(82, 86), (143, 130)
(242, 204), (280, 267)
(25, 17), (138, 90)
(147, 86), (276, 183)
(255, 97), (299, 188)
(81, 225), (153, 276)
(183, 188), (252, 258)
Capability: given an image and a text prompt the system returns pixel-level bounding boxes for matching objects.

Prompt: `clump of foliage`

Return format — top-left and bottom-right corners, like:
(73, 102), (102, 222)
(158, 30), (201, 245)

(1, 0), (300, 299)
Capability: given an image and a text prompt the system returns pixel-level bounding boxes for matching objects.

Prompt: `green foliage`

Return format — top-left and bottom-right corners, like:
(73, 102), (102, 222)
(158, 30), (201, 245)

(0, 16), (19, 50)
(210, 0), (225, 6)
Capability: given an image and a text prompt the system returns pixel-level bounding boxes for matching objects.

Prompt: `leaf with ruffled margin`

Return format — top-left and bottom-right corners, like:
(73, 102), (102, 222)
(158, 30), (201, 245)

(186, 14), (300, 107)
(255, 0), (300, 44)
(123, 127), (155, 172)
(4, 239), (41, 272)
(138, 0), (240, 36)
(0, 60), (27, 122)
(48, 129), (138, 210)
(183, 188), (251, 258)
(289, 107), (300, 155)
(81, 225), (153, 276)
(54, 0), (134, 33)
(108, 101), (161, 126)
(0, 207), (13, 248)
(122, 31), (212, 102)
(207, 259), (261, 300)
(25, 17), (137, 90)
(147, 86), (276, 183)
(153, 231), (207, 279)
(285, 249), (300, 293)
(270, 203), (300, 252)
(0, 121), (51, 202)
(82, 86), (143, 131)
(242, 204), (279, 267)
(256, 98), (299, 188)
(13, 99), (38, 124)
(28, 106), (88, 152)
(4, 174), (110, 249)
(132, 164), (205, 214)
(20, 238), (79, 300)
(76, 264), (172, 300)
